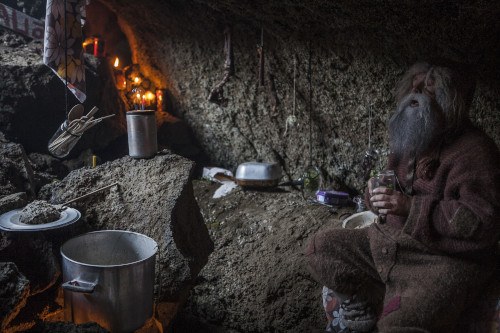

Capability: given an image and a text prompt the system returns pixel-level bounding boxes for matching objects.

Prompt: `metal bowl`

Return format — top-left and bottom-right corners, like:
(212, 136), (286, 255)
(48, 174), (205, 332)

(235, 162), (282, 187)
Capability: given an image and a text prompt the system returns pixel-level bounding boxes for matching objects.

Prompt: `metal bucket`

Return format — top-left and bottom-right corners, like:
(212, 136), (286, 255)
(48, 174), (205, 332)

(60, 230), (158, 333)
(126, 110), (157, 158)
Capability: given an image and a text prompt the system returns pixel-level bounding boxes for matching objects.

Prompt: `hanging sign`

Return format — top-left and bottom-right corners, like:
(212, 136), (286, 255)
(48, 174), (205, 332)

(0, 3), (44, 41)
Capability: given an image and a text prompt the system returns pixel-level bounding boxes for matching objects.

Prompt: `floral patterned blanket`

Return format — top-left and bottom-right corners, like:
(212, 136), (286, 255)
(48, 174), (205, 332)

(43, 0), (86, 102)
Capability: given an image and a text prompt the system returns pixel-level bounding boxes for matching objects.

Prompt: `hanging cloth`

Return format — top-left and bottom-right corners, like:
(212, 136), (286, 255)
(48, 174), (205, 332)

(43, 0), (87, 103)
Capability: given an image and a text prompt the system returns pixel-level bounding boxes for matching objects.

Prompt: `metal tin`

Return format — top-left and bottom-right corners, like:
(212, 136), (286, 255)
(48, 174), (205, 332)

(316, 190), (349, 206)
(126, 110), (157, 158)
(235, 162), (282, 187)
(60, 230), (158, 333)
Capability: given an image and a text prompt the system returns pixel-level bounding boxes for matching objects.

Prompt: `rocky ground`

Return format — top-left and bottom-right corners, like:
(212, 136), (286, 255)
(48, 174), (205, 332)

(173, 180), (358, 332)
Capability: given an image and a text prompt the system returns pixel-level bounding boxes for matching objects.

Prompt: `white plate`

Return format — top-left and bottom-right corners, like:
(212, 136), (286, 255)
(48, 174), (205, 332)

(0, 207), (81, 232)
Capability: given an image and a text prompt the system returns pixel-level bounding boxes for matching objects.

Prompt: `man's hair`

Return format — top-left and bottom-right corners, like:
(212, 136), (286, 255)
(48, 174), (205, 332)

(395, 59), (476, 136)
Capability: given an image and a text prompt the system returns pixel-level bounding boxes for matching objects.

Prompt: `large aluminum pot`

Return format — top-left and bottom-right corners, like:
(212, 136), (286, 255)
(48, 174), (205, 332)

(60, 230), (158, 332)
(126, 110), (157, 158)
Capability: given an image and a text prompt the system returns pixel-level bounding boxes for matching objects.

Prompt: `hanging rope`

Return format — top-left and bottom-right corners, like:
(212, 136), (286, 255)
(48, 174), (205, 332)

(293, 57), (296, 117)
(258, 26), (265, 86)
(64, 0), (69, 116)
(308, 38), (313, 167)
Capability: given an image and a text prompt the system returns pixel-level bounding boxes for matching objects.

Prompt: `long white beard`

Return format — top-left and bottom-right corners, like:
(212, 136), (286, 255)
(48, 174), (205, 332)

(388, 93), (443, 159)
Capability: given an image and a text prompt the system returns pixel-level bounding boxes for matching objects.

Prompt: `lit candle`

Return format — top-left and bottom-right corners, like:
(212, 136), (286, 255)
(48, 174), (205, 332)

(145, 91), (155, 103)
(112, 57), (126, 90)
(132, 87), (145, 110)
(156, 89), (164, 112)
(93, 37), (99, 57)
(115, 72), (126, 90)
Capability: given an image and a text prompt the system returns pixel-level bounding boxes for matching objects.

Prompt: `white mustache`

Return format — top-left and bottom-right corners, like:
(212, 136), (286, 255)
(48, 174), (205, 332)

(398, 93), (431, 111)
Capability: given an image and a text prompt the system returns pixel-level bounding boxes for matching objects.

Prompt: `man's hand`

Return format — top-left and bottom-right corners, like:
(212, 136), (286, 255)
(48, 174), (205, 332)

(370, 186), (412, 217)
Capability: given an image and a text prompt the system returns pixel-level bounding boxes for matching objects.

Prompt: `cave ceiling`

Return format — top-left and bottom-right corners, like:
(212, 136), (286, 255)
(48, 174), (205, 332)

(100, 0), (500, 79)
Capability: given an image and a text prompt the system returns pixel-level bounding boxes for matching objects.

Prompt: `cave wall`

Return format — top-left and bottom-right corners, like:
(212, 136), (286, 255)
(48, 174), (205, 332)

(73, 1), (500, 191)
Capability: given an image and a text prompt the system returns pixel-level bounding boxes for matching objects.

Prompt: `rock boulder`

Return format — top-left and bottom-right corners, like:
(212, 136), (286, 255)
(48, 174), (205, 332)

(49, 150), (214, 301)
(0, 141), (36, 199)
(0, 262), (30, 331)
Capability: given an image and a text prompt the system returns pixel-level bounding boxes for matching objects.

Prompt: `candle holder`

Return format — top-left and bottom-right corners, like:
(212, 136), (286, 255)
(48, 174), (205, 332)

(126, 110), (157, 159)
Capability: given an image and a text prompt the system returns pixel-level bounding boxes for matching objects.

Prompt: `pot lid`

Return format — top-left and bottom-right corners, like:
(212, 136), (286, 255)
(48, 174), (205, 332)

(0, 207), (81, 232)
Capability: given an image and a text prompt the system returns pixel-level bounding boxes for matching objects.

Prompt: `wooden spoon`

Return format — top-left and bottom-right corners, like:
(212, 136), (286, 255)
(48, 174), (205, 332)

(67, 104), (84, 122)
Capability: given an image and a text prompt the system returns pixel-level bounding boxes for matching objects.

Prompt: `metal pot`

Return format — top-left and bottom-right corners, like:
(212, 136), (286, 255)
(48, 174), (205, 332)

(126, 110), (158, 158)
(60, 230), (158, 333)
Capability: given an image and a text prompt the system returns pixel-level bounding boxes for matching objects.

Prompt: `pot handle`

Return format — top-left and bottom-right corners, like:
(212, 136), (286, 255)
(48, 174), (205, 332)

(62, 279), (96, 293)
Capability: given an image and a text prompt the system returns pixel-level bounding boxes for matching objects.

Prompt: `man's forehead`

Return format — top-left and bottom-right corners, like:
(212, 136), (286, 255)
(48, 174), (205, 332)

(408, 62), (432, 75)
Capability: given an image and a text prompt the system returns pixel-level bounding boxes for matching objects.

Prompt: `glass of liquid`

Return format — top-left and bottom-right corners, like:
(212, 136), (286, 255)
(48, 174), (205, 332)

(372, 170), (396, 223)
(374, 170), (396, 190)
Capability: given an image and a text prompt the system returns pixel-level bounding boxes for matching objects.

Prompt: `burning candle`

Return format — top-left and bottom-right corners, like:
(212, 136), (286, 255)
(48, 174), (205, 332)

(132, 87), (145, 110)
(93, 37), (99, 57)
(115, 72), (126, 90)
(144, 91), (155, 104)
(112, 57), (126, 90)
(91, 37), (105, 57)
(156, 89), (164, 112)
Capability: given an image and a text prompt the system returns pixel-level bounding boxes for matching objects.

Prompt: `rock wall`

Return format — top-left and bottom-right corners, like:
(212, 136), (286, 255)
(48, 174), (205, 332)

(99, 0), (500, 192)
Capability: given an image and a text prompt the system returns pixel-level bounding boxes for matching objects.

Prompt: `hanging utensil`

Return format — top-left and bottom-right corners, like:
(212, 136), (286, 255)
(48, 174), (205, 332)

(257, 27), (265, 86)
(67, 104), (84, 122)
(48, 106), (115, 158)
(284, 57), (298, 136)
(301, 38), (323, 199)
(362, 106), (378, 180)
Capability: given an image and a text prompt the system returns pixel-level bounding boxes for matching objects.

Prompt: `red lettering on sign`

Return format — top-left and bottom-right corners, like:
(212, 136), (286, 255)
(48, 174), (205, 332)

(0, 3), (45, 41)
(0, 4), (10, 27)
(13, 10), (29, 35)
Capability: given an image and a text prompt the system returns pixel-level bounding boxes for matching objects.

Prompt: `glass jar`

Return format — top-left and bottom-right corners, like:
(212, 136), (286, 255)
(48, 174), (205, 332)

(47, 120), (82, 158)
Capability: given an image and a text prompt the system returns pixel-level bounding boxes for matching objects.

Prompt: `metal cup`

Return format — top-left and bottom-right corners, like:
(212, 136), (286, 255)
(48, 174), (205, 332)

(126, 110), (157, 159)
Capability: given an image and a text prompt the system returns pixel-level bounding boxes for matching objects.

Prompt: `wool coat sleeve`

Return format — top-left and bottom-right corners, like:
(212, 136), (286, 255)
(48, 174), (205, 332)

(403, 129), (500, 255)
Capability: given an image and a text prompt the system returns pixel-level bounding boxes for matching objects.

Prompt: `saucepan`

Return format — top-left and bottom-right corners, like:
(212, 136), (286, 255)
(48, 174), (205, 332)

(60, 230), (158, 333)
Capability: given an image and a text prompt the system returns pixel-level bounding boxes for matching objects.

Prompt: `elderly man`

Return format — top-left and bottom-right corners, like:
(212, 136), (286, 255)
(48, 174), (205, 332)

(306, 60), (500, 332)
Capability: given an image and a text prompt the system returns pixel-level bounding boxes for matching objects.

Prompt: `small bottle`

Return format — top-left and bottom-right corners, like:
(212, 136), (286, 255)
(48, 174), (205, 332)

(301, 165), (323, 199)
(353, 196), (366, 213)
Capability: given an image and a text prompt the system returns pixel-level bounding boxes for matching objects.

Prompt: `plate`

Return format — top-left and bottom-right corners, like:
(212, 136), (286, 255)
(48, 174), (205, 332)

(0, 207), (81, 232)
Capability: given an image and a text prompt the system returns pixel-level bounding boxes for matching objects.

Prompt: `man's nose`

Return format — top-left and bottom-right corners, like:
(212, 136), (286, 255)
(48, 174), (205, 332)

(412, 77), (425, 93)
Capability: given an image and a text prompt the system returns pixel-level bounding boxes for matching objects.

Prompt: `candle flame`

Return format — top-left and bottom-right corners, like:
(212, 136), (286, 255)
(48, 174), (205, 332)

(113, 57), (119, 68)
(134, 77), (140, 84)
(145, 91), (155, 101)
